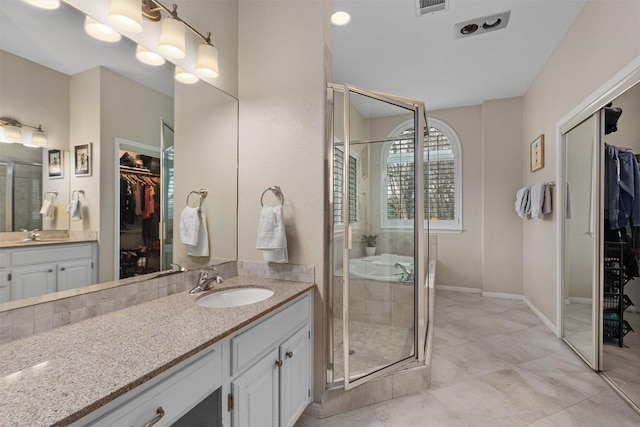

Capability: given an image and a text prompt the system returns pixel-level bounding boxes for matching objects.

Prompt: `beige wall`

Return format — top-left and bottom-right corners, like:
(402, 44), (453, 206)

(522, 0), (640, 325)
(481, 97), (524, 295)
(238, 0), (327, 398)
(1, 51), (71, 230)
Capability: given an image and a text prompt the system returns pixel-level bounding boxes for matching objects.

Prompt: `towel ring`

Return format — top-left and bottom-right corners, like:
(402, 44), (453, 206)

(260, 186), (284, 207)
(186, 188), (208, 209)
(44, 191), (58, 201)
(72, 189), (85, 200)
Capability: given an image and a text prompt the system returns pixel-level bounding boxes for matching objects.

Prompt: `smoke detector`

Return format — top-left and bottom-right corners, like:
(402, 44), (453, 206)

(454, 11), (510, 38)
(417, 0), (448, 16)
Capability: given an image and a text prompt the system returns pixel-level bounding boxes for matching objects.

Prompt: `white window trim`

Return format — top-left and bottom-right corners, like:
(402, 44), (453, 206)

(380, 118), (463, 232)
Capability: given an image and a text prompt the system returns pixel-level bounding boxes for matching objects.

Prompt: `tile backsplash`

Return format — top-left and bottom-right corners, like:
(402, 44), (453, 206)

(0, 260), (313, 345)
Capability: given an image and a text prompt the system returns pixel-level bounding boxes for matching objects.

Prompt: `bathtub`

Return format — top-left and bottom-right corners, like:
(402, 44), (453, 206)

(348, 254), (414, 282)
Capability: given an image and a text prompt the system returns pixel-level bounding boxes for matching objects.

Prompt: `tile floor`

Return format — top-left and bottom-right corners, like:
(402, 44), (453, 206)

(298, 290), (640, 426)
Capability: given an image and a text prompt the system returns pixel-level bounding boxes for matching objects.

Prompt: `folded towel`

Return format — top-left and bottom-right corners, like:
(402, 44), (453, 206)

(40, 199), (55, 220)
(187, 209), (209, 257)
(530, 183), (545, 219)
(542, 184), (552, 215)
(66, 199), (82, 221)
(256, 206), (288, 263)
(179, 206), (200, 246)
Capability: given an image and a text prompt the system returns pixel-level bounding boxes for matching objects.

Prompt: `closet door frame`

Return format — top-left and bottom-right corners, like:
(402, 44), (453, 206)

(556, 56), (640, 367)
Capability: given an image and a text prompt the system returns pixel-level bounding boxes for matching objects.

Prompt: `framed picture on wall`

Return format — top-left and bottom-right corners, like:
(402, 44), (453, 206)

(47, 149), (63, 179)
(74, 143), (92, 176)
(530, 134), (545, 172)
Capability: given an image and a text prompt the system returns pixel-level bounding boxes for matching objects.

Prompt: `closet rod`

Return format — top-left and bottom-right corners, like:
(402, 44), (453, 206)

(120, 165), (160, 177)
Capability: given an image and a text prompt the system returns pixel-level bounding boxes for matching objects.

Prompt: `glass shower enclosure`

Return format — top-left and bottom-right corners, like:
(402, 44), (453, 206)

(327, 84), (427, 390)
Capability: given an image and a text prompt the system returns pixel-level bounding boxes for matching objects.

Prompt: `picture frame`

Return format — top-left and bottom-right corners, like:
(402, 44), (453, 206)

(74, 143), (92, 176)
(47, 149), (63, 179)
(530, 134), (545, 172)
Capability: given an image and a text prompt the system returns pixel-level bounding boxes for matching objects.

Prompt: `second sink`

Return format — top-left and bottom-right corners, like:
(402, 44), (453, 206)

(196, 287), (274, 308)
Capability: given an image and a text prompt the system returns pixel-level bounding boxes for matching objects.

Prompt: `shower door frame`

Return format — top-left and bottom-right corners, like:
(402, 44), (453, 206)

(326, 83), (426, 390)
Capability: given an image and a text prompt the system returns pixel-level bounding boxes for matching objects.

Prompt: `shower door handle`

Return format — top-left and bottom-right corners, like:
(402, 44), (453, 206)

(346, 225), (353, 250)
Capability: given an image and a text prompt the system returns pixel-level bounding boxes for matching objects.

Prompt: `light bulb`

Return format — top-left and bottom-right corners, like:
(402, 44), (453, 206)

(136, 45), (166, 66)
(85, 16), (122, 43)
(331, 11), (351, 26)
(175, 67), (198, 84)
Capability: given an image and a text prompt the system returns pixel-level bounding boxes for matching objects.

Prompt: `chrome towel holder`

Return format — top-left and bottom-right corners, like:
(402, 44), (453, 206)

(72, 189), (85, 200)
(261, 186), (284, 207)
(44, 191), (58, 201)
(186, 188), (208, 210)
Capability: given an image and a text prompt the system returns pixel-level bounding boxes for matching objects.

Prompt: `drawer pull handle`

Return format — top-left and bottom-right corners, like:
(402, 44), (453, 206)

(275, 359), (283, 367)
(48, 269), (53, 273)
(60, 267), (66, 271)
(286, 351), (294, 359)
(144, 407), (165, 427)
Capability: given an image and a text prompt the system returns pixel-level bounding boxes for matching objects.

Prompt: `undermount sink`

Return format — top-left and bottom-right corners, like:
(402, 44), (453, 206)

(19, 238), (68, 243)
(196, 287), (274, 308)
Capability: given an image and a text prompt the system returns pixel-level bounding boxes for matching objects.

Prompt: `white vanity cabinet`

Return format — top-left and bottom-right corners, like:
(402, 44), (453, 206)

(3, 242), (97, 300)
(228, 293), (313, 427)
(82, 345), (222, 427)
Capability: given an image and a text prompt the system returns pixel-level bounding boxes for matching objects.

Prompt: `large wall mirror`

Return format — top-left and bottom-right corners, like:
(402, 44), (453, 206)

(0, 0), (238, 309)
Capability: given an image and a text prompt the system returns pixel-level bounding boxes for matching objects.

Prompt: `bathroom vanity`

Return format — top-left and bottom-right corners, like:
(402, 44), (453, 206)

(0, 240), (98, 303)
(0, 276), (314, 427)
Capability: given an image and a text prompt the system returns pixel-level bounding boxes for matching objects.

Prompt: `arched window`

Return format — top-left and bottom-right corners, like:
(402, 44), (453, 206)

(382, 118), (462, 232)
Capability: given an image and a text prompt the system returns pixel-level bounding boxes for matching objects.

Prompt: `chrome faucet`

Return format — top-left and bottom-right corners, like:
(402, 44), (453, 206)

(21, 229), (40, 242)
(189, 266), (224, 294)
(394, 263), (414, 283)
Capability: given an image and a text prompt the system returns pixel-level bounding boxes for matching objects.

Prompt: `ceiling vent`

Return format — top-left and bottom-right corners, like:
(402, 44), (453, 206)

(454, 11), (510, 39)
(417, 0), (448, 16)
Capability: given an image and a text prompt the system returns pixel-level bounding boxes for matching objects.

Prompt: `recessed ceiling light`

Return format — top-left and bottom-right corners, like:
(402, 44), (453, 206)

(331, 11), (351, 26)
(483, 18), (502, 29)
(460, 24), (478, 35)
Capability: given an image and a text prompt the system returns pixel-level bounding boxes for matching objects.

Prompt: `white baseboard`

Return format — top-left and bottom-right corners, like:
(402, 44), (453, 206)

(435, 285), (482, 294)
(523, 296), (559, 336)
(482, 292), (523, 301)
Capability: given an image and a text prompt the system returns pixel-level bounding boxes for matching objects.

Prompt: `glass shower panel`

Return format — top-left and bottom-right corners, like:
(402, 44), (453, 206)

(13, 163), (42, 232)
(563, 114), (598, 367)
(0, 163), (8, 231)
(341, 88), (418, 389)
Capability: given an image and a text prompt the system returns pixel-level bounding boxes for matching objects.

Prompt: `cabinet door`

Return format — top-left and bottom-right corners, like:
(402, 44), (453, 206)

(280, 327), (311, 427)
(57, 259), (93, 291)
(11, 263), (57, 299)
(232, 348), (279, 427)
(0, 269), (10, 303)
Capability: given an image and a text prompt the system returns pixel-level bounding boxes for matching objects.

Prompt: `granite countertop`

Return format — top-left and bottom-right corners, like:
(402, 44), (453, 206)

(0, 231), (97, 248)
(0, 276), (315, 426)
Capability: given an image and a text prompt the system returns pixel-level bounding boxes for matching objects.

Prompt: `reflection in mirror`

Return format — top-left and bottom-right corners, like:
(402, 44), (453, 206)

(563, 114), (597, 366)
(0, 0), (238, 310)
(600, 82), (640, 406)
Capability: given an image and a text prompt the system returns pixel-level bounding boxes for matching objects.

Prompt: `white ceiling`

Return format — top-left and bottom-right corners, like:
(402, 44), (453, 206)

(331, 0), (587, 116)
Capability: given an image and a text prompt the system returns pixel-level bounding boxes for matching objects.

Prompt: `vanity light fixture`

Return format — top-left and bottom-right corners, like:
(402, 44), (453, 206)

(85, 16), (122, 42)
(158, 5), (186, 59)
(109, 0), (144, 33)
(175, 66), (199, 84)
(196, 35), (219, 78)
(21, 0), (60, 10)
(136, 45), (166, 66)
(0, 117), (48, 147)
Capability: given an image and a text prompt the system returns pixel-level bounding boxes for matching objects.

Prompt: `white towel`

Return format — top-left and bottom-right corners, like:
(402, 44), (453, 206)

(530, 183), (545, 219)
(180, 206), (200, 246)
(542, 184), (552, 215)
(66, 200), (82, 221)
(187, 209), (209, 257)
(40, 199), (55, 220)
(515, 187), (527, 218)
(256, 206), (288, 263)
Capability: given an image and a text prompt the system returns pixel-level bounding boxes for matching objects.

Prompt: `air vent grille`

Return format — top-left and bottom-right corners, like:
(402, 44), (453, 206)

(417, 0), (447, 16)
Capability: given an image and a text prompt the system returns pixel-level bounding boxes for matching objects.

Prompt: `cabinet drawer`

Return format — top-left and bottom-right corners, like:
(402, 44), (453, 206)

(10, 243), (93, 267)
(231, 295), (309, 376)
(89, 346), (221, 426)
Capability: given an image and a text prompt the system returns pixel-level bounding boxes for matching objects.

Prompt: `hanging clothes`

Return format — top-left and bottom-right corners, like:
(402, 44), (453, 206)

(605, 143), (640, 230)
